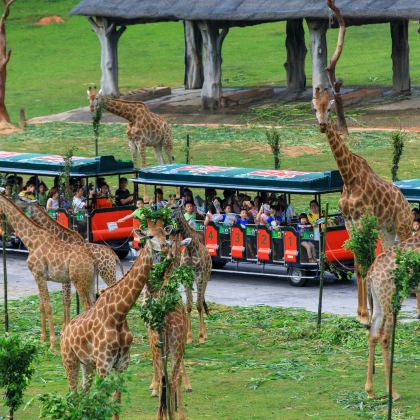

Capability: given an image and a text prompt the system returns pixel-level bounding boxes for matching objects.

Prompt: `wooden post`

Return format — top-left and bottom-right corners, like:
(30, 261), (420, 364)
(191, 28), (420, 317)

(184, 21), (203, 89)
(317, 203), (329, 328)
(284, 19), (307, 93)
(390, 20), (410, 94)
(198, 21), (229, 111)
(18, 107), (25, 129)
(307, 19), (329, 93)
(88, 16), (126, 97)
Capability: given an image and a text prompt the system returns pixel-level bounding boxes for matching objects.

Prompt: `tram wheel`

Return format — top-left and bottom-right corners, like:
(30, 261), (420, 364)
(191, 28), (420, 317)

(287, 267), (308, 287)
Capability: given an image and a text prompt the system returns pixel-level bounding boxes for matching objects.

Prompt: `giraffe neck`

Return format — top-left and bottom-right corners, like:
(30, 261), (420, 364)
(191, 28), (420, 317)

(325, 122), (359, 186)
(0, 196), (45, 250)
(104, 243), (153, 316)
(101, 97), (146, 122)
(30, 205), (82, 244)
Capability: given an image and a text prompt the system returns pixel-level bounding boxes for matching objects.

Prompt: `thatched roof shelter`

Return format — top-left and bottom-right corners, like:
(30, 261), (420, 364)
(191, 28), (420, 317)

(70, 0), (418, 108)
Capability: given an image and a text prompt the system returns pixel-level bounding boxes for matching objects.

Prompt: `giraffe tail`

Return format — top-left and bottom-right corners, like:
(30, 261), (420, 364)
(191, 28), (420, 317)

(203, 299), (210, 316)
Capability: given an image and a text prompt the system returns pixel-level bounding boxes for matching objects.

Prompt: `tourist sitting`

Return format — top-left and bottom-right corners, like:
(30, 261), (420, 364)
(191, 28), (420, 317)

(237, 209), (250, 228)
(297, 213), (317, 263)
(278, 194), (295, 224)
(184, 201), (196, 228)
(204, 198), (223, 226)
(413, 218), (420, 236)
(73, 187), (88, 212)
(117, 198), (145, 224)
(95, 183), (113, 208)
(221, 204), (237, 226)
(115, 177), (133, 206)
(46, 187), (60, 211)
(412, 207), (419, 221)
(242, 200), (258, 223)
(308, 200), (320, 225)
(256, 204), (271, 225)
(18, 182), (36, 202)
(267, 205), (285, 230)
(37, 182), (48, 207)
(149, 188), (167, 210)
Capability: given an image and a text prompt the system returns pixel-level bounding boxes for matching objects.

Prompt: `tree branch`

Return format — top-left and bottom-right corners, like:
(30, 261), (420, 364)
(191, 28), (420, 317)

(88, 16), (99, 33)
(0, 0), (14, 31)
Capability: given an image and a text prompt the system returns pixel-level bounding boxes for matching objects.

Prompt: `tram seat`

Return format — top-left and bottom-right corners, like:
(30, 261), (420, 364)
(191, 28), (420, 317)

(231, 245), (245, 259)
(94, 198), (113, 209)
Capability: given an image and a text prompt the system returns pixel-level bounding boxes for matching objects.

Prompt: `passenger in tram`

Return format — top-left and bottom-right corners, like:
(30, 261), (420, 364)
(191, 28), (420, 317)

(297, 213), (317, 263)
(242, 200), (258, 222)
(307, 200), (320, 225)
(184, 201), (196, 228)
(221, 204), (237, 226)
(117, 198), (145, 224)
(149, 188), (167, 210)
(237, 209), (250, 228)
(266, 205), (285, 230)
(256, 204), (272, 225)
(4, 184), (13, 198)
(72, 187), (89, 212)
(18, 182), (36, 201)
(413, 218), (420, 236)
(278, 194), (295, 224)
(94, 183), (113, 208)
(412, 207), (419, 221)
(37, 182), (48, 207)
(46, 187), (60, 211)
(115, 177), (133, 207)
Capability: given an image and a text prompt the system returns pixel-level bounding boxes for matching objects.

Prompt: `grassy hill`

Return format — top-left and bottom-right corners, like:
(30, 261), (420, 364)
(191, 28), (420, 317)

(4, 0), (420, 121)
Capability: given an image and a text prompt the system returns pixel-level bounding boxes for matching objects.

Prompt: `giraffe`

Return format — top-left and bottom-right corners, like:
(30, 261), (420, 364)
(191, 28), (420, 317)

(364, 234), (419, 401)
(87, 86), (173, 200)
(312, 87), (417, 323)
(60, 218), (171, 420)
(171, 201), (212, 343)
(146, 233), (192, 420)
(0, 191), (96, 350)
(27, 203), (124, 285)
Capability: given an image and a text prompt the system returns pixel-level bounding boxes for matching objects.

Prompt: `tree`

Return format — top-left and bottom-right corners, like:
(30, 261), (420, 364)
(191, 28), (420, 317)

(0, 0), (14, 124)
(391, 131), (405, 182)
(266, 128), (281, 170)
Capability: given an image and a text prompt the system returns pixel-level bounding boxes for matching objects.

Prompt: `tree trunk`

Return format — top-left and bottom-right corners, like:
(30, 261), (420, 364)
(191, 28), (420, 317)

(88, 17), (126, 97)
(184, 21), (203, 89)
(198, 21), (229, 111)
(284, 19), (307, 93)
(391, 20), (410, 94)
(0, 0), (14, 123)
(307, 19), (328, 93)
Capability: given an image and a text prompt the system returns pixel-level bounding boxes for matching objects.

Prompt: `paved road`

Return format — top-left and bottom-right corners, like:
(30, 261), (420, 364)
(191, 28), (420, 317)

(0, 252), (417, 319)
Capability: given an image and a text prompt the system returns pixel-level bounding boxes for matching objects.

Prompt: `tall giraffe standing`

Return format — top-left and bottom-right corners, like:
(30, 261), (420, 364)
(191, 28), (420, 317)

(87, 86), (173, 199)
(364, 234), (419, 401)
(60, 218), (170, 420)
(147, 234), (192, 414)
(171, 201), (212, 343)
(312, 88), (418, 323)
(0, 191), (96, 350)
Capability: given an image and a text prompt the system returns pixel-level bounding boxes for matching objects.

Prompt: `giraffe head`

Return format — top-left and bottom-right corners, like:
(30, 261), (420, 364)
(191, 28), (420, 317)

(87, 86), (100, 113)
(312, 87), (334, 133)
(136, 218), (173, 260)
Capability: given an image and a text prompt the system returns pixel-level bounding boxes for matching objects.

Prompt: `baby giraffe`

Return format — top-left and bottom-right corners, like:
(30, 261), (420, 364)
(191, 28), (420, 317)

(365, 234), (419, 401)
(60, 218), (171, 420)
(146, 233), (192, 420)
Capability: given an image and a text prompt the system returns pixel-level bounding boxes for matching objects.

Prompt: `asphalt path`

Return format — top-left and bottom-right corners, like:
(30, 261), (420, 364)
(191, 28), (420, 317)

(0, 252), (417, 319)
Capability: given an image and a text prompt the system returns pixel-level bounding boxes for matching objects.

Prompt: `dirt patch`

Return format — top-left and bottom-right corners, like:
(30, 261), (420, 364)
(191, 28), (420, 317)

(246, 144), (321, 157)
(36, 16), (64, 26)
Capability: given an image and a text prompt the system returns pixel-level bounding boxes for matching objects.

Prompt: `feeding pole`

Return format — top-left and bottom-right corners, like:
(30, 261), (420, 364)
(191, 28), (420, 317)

(317, 203), (329, 328)
(2, 213), (8, 332)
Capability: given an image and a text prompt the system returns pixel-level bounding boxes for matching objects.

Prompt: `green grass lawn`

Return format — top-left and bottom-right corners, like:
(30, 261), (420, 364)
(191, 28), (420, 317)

(0, 293), (418, 419)
(4, 0), (420, 121)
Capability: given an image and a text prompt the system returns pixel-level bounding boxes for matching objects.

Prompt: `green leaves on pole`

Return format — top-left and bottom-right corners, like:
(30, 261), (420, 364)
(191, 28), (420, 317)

(317, 203), (329, 328)
(59, 147), (77, 208)
(391, 131), (405, 182)
(92, 101), (105, 157)
(344, 215), (379, 278)
(0, 335), (37, 419)
(265, 128), (281, 170)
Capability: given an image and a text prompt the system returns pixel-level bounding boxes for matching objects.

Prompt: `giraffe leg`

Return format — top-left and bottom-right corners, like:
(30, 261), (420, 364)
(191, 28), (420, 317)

(416, 293), (420, 319)
(163, 136), (173, 164)
(185, 288), (193, 344)
(356, 266), (369, 326)
(365, 335), (377, 399)
(81, 363), (94, 392)
(139, 140), (148, 201)
(62, 282), (71, 329)
(38, 297), (46, 343)
(153, 145), (164, 165)
(169, 351), (183, 420)
(181, 360), (192, 392)
(196, 272), (210, 343)
(60, 338), (80, 391)
(148, 328), (162, 397)
(128, 139), (138, 169)
(112, 389), (121, 420)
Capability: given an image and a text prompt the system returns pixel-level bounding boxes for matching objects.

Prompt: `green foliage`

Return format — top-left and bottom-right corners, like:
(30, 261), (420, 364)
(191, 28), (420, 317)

(391, 131), (406, 182)
(265, 128), (281, 170)
(344, 215), (379, 278)
(136, 207), (174, 230)
(0, 335), (37, 417)
(59, 146), (78, 206)
(92, 100), (106, 156)
(392, 247), (420, 313)
(140, 263), (195, 332)
(39, 373), (126, 420)
(147, 257), (171, 293)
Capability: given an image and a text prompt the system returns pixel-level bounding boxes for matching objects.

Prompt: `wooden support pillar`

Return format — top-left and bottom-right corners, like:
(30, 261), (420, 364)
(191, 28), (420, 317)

(390, 20), (410, 94)
(307, 19), (328, 93)
(284, 19), (307, 92)
(198, 21), (229, 111)
(88, 16), (126, 97)
(184, 21), (204, 89)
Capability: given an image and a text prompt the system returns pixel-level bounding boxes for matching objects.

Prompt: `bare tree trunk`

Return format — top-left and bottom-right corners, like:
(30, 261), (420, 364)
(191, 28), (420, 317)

(88, 17), (126, 97)
(184, 21), (203, 89)
(198, 21), (229, 111)
(0, 0), (14, 123)
(391, 20), (410, 94)
(307, 19), (328, 94)
(284, 19), (307, 93)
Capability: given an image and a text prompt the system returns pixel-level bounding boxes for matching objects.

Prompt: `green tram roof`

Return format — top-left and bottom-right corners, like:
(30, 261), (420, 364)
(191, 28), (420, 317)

(0, 151), (135, 177)
(394, 179), (420, 203)
(133, 164), (344, 194)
